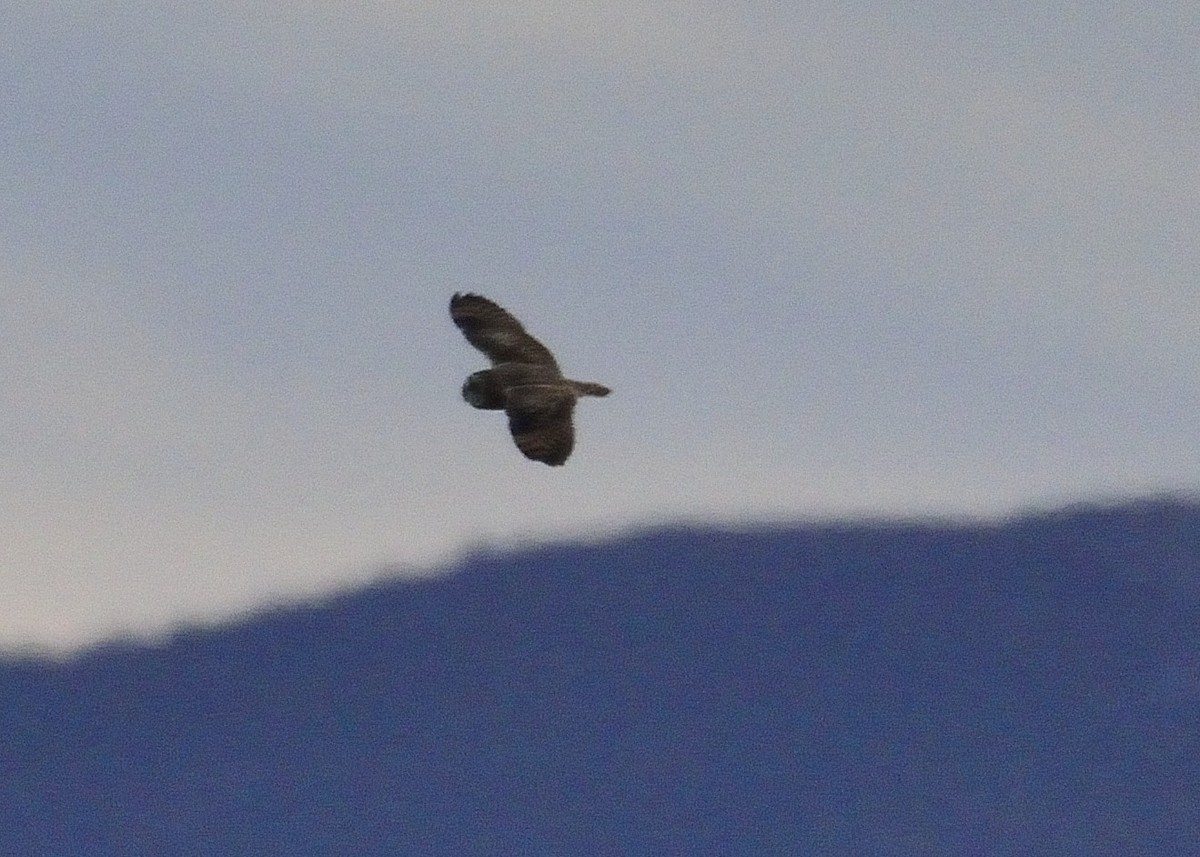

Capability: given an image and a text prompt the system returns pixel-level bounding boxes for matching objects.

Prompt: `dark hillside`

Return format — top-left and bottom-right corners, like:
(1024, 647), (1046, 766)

(2, 498), (1197, 855)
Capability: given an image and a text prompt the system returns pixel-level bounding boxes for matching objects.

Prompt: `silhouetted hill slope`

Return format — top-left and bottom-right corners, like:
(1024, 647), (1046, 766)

(2, 497), (1198, 855)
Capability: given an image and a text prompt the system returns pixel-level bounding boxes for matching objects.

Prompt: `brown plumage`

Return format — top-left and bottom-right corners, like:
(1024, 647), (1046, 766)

(450, 293), (611, 465)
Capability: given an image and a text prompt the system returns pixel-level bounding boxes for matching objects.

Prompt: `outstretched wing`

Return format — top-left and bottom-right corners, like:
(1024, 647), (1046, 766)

(505, 384), (576, 466)
(450, 293), (559, 369)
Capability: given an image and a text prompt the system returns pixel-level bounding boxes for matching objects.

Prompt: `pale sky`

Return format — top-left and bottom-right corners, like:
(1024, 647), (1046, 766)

(3, 1), (1198, 651)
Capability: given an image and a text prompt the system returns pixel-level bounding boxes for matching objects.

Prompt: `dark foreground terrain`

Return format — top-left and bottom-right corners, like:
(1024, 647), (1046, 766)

(2, 497), (1197, 855)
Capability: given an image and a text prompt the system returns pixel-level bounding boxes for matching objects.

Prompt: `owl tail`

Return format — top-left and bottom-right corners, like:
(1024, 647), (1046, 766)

(573, 381), (612, 398)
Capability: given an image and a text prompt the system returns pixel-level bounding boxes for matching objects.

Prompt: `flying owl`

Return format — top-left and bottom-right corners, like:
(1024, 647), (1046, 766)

(450, 292), (611, 466)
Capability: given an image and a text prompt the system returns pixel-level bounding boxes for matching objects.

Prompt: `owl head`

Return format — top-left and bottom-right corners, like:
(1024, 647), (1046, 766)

(462, 370), (506, 410)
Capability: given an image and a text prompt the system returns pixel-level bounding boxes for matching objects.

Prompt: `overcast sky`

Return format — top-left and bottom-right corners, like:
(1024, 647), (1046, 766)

(4, 1), (1198, 651)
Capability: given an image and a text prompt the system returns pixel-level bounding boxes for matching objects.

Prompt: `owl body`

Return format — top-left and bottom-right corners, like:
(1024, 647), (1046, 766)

(462, 363), (567, 410)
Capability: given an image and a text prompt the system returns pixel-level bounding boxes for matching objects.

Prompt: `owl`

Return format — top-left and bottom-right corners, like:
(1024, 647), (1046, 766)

(450, 293), (610, 465)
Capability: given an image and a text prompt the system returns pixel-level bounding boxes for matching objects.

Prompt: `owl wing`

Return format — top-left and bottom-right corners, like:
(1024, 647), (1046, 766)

(450, 293), (559, 369)
(505, 384), (576, 466)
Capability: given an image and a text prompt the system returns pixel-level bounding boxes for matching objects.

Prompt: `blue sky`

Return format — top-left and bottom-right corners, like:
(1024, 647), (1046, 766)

(3, 1), (1198, 650)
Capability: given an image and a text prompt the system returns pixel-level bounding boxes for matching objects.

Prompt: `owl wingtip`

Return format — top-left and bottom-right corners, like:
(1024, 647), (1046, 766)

(451, 292), (490, 310)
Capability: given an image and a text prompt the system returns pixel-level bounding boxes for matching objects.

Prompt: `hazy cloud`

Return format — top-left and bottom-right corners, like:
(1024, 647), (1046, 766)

(3, 1), (1198, 649)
